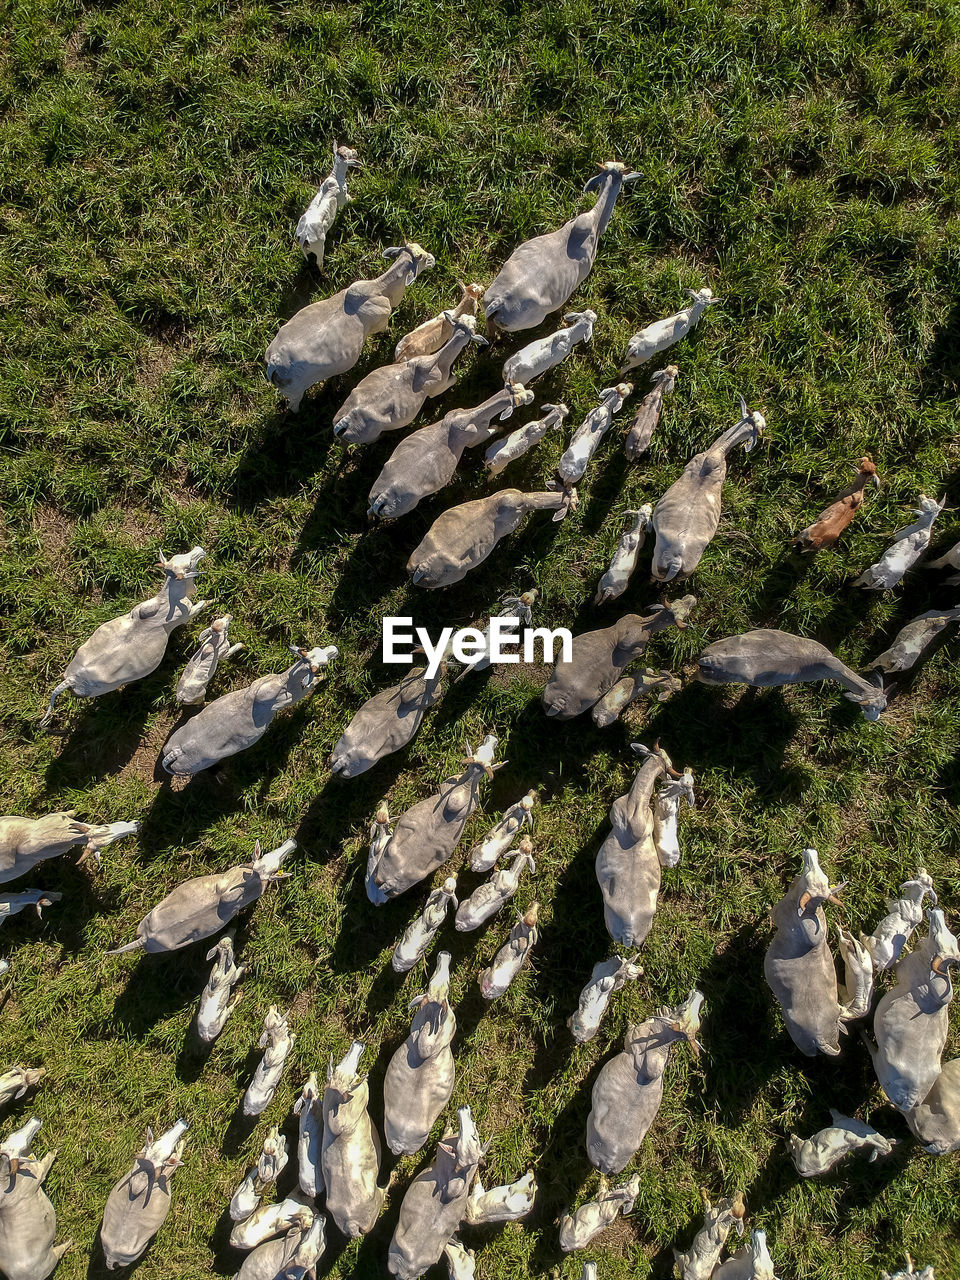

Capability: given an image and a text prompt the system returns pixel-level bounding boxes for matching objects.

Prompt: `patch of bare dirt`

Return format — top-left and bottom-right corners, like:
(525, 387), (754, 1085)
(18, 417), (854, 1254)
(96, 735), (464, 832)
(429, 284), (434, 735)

(138, 328), (192, 393)
(119, 712), (177, 786)
(63, 27), (85, 70)
(32, 506), (77, 574)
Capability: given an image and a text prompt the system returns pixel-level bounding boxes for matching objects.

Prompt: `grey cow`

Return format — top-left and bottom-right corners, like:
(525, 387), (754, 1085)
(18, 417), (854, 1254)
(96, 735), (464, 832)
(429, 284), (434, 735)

(650, 398), (764, 581)
(0, 1120), (71, 1280)
(296, 142), (362, 267)
(265, 243), (435, 411)
(624, 365), (678, 461)
(586, 990), (704, 1175)
(100, 1119), (187, 1270)
(161, 645), (338, 776)
(293, 1074), (323, 1199)
(333, 314), (485, 444)
(197, 932), (246, 1043)
(41, 546), (207, 727)
(867, 908), (960, 1112)
(387, 1106), (486, 1280)
(366, 736), (500, 902)
(866, 606), (960, 676)
(653, 767), (696, 868)
(383, 952), (456, 1156)
(234, 1211), (325, 1280)
(0, 811), (137, 886)
(557, 382), (633, 487)
(763, 848), (873, 1057)
(695, 628), (888, 721)
(502, 310), (597, 385)
(559, 1173), (641, 1252)
(454, 839), (536, 932)
(673, 1190), (746, 1280)
(407, 486), (573, 588)
(594, 743), (677, 947)
(906, 1057), (960, 1154)
(620, 289), (715, 372)
(176, 614), (243, 705)
(478, 902), (540, 1000)
(330, 664), (446, 778)
(787, 1110), (897, 1177)
(483, 162), (639, 335)
(368, 383), (534, 520)
(543, 596), (696, 720)
(106, 838), (295, 956)
(321, 1042), (385, 1237)
(484, 403), (569, 477)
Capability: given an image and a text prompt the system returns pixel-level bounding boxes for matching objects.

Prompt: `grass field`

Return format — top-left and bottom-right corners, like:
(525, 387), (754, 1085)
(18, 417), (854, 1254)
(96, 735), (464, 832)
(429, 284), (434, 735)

(2, 0), (960, 1276)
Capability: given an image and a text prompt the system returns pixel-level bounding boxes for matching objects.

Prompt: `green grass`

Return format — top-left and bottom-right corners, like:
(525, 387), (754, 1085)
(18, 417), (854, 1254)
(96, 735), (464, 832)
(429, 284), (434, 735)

(1, 0), (960, 1276)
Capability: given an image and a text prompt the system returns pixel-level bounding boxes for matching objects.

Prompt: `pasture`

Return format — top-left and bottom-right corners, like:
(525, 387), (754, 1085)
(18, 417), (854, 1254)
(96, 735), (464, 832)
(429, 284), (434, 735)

(1, 0), (959, 1276)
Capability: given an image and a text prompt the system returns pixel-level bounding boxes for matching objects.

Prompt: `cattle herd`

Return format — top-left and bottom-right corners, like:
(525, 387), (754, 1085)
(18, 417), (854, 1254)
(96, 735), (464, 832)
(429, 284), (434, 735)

(2, 141), (957, 1280)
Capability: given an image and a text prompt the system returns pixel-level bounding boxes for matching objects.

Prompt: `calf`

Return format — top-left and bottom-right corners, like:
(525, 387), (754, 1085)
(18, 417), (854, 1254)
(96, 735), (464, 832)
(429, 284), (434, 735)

(454, 839), (535, 932)
(620, 288), (715, 371)
(395, 282), (483, 362)
(484, 404), (569, 477)
(866, 607), (960, 676)
(591, 669), (681, 727)
(502, 310), (596, 385)
(595, 507), (653, 605)
(467, 788), (536, 872)
(387, 1107), (485, 1280)
(787, 1110), (897, 1177)
(176, 614), (243, 705)
(624, 365), (678, 460)
(854, 495), (945, 590)
(651, 399), (763, 581)
(791, 457), (879, 551)
(296, 142), (361, 267)
(861, 871), (937, 971)
(568, 954), (642, 1043)
(478, 903), (539, 1000)
(393, 877), (459, 973)
(197, 933), (245, 1043)
(673, 1190), (746, 1280)
(243, 1010), (295, 1117)
(559, 1174), (641, 1252)
(557, 383), (633, 487)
